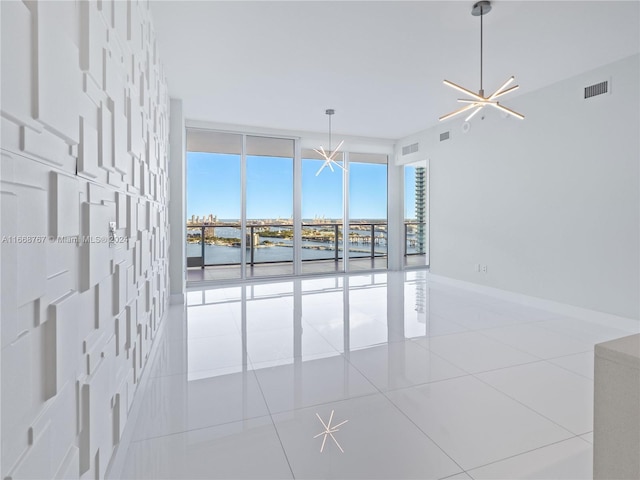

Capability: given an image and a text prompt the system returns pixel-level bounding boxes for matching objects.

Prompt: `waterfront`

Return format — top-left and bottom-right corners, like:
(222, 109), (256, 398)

(186, 225), (423, 265)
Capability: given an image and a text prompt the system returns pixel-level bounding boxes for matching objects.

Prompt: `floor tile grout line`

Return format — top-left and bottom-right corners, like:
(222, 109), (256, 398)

(462, 434), (592, 474)
(344, 354), (468, 475)
(470, 369), (586, 438)
(250, 360), (297, 480)
(127, 410), (277, 445)
(378, 388), (467, 474)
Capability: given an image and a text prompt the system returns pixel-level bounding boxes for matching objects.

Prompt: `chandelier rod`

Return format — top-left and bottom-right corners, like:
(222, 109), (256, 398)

(480, 3), (484, 93)
(329, 112), (332, 152)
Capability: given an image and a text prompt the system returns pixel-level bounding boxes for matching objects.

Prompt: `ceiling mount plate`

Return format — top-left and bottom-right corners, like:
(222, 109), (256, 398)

(325, 109), (335, 115)
(471, 1), (491, 16)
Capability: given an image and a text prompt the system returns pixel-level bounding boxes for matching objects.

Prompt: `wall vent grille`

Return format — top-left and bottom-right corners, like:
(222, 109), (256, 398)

(584, 81), (608, 99)
(440, 131), (450, 141)
(402, 143), (419, 155)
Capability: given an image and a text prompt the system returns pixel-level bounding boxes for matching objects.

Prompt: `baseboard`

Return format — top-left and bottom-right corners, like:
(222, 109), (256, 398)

(428, 273), (639, 332)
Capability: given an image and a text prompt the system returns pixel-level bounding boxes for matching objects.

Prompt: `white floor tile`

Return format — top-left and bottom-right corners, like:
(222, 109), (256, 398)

(442, 473), (473, 480)
(131, 370), (270, 441)
(271, 394), (462, 479)
(187, 334), (246, 374)
(311, 316), (391, 352)
(246, 326), (339, 368)
(419, 331), (539, 374)
(481, 323), (592, 359)
(580, 432), (593, 444)
(253, 355), (378, 414)
(386, 376), (572, 470)
(149, 337), (189, 378)
(347, 340), (467, 391)
(477, 362), (593, 435)
(187, 303), (240, 338)
(120, 271), (606, 480)
(467, 437), (592, 479)
(121, 416), (293, 479)
(409, 312), (470, 338)
(549, 351), (595, 380)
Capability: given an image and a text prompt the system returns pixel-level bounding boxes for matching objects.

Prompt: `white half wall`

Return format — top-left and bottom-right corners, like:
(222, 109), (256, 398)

(1, 1), (170, 478)
(398, 54), (640, 320)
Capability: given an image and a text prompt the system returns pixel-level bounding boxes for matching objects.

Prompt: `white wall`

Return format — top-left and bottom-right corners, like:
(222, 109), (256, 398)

(398, 55), (639, 320)
(169, 99), (186, 301)
(1, 1), (170, 478)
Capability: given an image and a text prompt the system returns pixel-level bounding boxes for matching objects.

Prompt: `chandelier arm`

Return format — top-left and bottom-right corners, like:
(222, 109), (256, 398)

(444, 80), (485, 101)
(439, 103), (477, 121)
(327, 140), (345, 161)
(488, 76), (515, 99)
(315, 163), (328, 176)
(490, 102), (525, 119)
(465, 105), (484, 121)
(489, 84), (519, 100)
(457, 99), (491, 104)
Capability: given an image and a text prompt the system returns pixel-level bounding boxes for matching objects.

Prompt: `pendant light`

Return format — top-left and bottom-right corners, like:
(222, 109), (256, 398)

(440, 1), (524, 122)
(314, 109), (346, 176)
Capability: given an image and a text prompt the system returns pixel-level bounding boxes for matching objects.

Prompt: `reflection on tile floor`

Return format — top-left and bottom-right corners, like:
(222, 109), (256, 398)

(118, 270), (639, 479)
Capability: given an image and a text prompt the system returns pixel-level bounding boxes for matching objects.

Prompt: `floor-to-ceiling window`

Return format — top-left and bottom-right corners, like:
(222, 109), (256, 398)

(246, 136), (295, 278)
(404, 162), (428, 267)
(301, 149), (344, 275)
(348, 152), (388, 271)
(186, 129), (394, 281)
(186, 131), (243, 280)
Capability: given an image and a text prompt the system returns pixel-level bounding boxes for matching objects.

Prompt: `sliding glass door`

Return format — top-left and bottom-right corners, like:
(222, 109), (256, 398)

(348, 153), (388, 271)
(246, 136), (295, 278)
(186, 129), (393, 280)
(301, 149), (344, 275)
(186, 131), (243, 280)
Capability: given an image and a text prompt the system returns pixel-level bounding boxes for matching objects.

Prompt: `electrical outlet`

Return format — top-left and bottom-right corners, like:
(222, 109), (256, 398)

(481, 265), (488, 273)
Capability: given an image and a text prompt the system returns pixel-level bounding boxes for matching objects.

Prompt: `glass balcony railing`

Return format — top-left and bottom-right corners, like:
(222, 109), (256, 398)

(186, 221), (425, 268)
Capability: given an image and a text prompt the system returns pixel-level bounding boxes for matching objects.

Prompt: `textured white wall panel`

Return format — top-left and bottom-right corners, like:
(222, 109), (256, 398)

(79, 1), (106, 89)
(21, 127), (76, 172)
(35, 1), (81, 144)
(0, 1), (34, 127)
(1, 0), (170, 477)
(51, 173), (80, 237)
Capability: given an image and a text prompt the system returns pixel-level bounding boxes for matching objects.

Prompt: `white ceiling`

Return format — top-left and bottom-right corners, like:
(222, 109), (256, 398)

(150, 1), (640, 140)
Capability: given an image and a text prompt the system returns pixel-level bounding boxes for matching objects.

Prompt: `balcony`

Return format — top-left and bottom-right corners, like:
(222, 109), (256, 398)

(187, 221), (426, 280)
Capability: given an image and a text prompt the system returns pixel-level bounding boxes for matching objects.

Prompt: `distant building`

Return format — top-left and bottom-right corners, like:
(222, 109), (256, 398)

(415, 167), (426, 255)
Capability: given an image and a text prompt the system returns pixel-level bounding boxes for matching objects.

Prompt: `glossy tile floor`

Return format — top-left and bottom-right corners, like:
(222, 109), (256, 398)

(119, 271), (639, 479)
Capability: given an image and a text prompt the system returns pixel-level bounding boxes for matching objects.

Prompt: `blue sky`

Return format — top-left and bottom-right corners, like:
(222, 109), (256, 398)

(187, 152), (397, 220)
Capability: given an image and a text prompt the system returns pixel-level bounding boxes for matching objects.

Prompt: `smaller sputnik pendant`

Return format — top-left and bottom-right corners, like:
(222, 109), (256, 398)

(314, 108), (346, 176)
(314, 410), (348, 453)
(314, 140), (345, 176)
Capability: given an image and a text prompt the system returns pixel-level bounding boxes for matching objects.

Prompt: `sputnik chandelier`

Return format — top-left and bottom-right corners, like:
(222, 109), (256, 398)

(314, 109), (346, 176)
(440, 1), (524, 122)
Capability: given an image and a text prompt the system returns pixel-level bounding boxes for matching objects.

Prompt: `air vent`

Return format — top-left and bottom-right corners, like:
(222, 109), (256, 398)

(440, 131), (450, 142)
(584, 80), (609, 99)
(402, 143), (419, 156)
